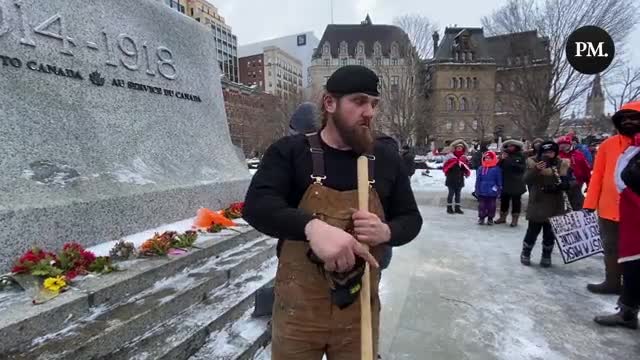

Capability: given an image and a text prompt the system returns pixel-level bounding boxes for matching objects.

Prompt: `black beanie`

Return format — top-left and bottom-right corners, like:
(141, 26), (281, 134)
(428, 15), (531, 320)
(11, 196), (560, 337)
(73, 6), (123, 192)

(326, 65), (380, 96)
(538, 141), (559, 158)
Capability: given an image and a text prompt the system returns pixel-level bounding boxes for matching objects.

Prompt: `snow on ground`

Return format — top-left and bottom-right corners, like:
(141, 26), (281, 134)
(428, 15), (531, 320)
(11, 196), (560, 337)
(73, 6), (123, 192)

(411, 170), (477, 194)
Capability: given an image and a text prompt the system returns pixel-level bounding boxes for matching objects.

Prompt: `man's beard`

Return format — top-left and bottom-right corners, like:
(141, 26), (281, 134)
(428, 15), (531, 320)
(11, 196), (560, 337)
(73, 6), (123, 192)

(333, 109), (374, 155)
(619, 121), (640, 137)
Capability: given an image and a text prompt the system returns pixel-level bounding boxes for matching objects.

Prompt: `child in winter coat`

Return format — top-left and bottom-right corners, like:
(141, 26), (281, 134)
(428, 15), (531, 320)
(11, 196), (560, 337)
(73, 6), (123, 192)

(443, 139), (471, 214)
(475, 151), (503, 225)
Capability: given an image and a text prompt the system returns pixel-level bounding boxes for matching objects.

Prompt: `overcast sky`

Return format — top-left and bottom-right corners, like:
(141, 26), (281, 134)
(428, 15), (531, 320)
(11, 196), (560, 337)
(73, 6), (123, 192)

(215, 0), (640, 64)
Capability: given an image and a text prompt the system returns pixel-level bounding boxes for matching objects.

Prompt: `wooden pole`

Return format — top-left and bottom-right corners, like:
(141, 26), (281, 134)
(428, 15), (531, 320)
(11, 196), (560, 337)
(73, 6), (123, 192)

(357, 156), (373, 360)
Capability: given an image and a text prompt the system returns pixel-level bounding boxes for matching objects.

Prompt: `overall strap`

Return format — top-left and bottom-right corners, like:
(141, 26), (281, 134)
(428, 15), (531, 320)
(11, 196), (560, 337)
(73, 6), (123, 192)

(306, 132), (326, 184)
(305, 132), (376, 185)
(365, 153), (376, 186)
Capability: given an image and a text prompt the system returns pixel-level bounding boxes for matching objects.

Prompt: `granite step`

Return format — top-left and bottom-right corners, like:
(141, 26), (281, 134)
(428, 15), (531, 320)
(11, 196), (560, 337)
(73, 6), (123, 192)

(0, 224), (265, 355)
(2, 229), (275, 360)
(188, 306), (272, 360)
(104, 257), (277, 360)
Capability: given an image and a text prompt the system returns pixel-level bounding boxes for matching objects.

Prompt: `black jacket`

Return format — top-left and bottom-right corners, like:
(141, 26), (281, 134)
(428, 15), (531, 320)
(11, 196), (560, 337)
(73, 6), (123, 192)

(401, 149), (416, 176)
(499, 152), (527, 196)
(622, 151), (640, 196)
(243, 134), (423, 247)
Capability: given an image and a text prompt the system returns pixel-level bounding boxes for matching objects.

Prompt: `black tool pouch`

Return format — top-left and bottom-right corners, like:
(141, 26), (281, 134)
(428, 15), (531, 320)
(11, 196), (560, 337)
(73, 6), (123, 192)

(307, 249), (365, 309)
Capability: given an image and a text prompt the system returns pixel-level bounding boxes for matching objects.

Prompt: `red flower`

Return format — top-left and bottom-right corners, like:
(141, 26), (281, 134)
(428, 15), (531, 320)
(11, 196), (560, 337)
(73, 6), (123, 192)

(12, 247), (57, 274)
(81, 250), (96, 266)
(65, 270), (78, 280)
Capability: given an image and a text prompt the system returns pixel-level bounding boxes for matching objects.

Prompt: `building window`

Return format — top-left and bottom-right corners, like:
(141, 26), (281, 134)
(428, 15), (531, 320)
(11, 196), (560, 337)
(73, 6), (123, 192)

(496, 82), (503, 92)
(455, 52), (459, 61)
(323, 42), (331, 57)
(466, 77), (471, 89)
(459, 77), (464, 88)
(462, 52), (467, 61)
(523, 55), (529, 65)
(495, 101), (503, 112)
(472, 120), (478, 129)
(446, 121), (453, 130)
(460, 97), (468, 111)
(450, 78), (455, 89)
(515, 56), (521, 66)
(297, 34), (307, 46)
(453, 78), (459, 89)
(473, 78), (479, 89)
(340, 41), (348, 57)
(358, 59), (364, 65)
(446, 97), (456, 111)
(376, 58), (382, 65)
(357, 42), (365, 56)
(374, 42), (382, 57)
(459, 121), (465, 130)
(469, 52), (474, 61)
(269, 82), (272, 88)
(341, 58), (347, 66)
(392, 59), (399, 65)
(391, 76), (400, 86)
(324, 59), (330, 66)
(510, 81), (516, 92)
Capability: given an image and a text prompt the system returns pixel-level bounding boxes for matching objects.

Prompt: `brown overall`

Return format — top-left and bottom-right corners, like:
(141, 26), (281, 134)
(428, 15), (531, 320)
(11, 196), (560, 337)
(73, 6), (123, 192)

(271, 133), (386, 360)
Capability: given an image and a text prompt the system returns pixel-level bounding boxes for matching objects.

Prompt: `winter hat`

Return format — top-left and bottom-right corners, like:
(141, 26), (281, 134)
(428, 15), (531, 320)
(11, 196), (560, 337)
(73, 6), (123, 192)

(532, 138), (544, 146)
(612, 100), (640, 135)
(326, 65), (380, 97)
(449, 139), (469, 151)
(538, 141), (559, 158)
(376, 134), (399, 153)
(289, 102), (318, 135)
(482, 151), (499, 168)
(502, 139), (524, 151)
(556, 135), (572, 145)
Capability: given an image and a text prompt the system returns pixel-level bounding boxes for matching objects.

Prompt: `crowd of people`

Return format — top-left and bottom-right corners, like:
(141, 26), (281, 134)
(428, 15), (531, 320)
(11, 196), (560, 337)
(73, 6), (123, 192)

(250, 65), (638, 360)
(440, 101), (640, 330)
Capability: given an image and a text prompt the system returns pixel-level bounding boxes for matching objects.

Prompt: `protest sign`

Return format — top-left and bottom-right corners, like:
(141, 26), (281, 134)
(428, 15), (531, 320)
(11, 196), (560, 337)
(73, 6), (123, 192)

(549, 210), (603, 264)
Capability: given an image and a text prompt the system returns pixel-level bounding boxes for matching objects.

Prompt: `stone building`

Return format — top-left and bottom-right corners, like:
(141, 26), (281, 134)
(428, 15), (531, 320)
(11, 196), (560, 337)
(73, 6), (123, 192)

(161, 0), (239, 82)
(222, 79), (286, 156)
(426, 27), (550, 145)
(239, 32), (320, 88)
(307, 16), (421, 143)
(238, 46), (304, 99)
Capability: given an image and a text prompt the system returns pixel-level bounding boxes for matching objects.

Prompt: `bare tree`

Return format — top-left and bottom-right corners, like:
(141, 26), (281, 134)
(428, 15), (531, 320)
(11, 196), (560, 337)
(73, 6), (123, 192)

(374, 52), (432, 146)
(393, 15), (436, 60)
(481, 0), (639, 138)
(606, 65), (640, 110)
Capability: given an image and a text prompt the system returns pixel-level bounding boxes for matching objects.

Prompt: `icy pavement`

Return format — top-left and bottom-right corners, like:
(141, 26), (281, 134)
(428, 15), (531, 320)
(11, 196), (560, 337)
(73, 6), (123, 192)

(378, 205), (638, 360)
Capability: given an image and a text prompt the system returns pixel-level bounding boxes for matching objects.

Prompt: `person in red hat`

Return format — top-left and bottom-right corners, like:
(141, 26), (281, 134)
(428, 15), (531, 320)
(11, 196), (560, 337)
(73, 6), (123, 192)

(585, 101), (638, 295)
(594, 101), (640, 330)
(557, 135), (591, 210)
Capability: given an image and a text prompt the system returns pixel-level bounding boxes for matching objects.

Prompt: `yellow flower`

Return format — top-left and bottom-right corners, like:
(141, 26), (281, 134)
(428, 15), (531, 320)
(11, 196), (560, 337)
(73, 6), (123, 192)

(43, 276), (67, 293)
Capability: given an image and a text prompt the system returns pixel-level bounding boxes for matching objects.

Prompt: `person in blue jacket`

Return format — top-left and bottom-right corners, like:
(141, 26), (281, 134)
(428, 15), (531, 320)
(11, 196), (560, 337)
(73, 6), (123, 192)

(572, 135), (594, 167)
(475, 151), (503, 225)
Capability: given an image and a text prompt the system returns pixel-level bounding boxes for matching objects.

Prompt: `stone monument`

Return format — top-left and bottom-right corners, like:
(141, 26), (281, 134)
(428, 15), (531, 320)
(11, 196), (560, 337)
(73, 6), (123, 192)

(0, 0), (251, 272)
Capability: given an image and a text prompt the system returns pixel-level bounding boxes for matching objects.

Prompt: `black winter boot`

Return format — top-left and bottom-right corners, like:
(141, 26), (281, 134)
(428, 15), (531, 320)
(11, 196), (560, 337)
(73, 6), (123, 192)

(455, 205), (464, 214)
(510, 214), (520, 227)
(487, 218), (494, 226)
(495, 212), (508, 224)
(447, 205), (454, 214)
(540, 245), (554, 268)
(520, 244), (533, 266)
(594, 302), (639, 330)
(478, 218), (485, 225)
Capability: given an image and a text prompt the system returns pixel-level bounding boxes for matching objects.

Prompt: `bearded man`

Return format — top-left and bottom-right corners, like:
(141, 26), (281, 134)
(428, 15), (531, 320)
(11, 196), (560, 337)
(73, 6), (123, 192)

(243, 65), (423, 359)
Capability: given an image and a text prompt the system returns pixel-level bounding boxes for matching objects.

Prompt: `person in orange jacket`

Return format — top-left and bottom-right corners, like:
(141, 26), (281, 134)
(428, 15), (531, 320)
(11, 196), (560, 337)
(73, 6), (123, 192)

(585, 101), (639, 295)
(594, 109), (640, 330)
